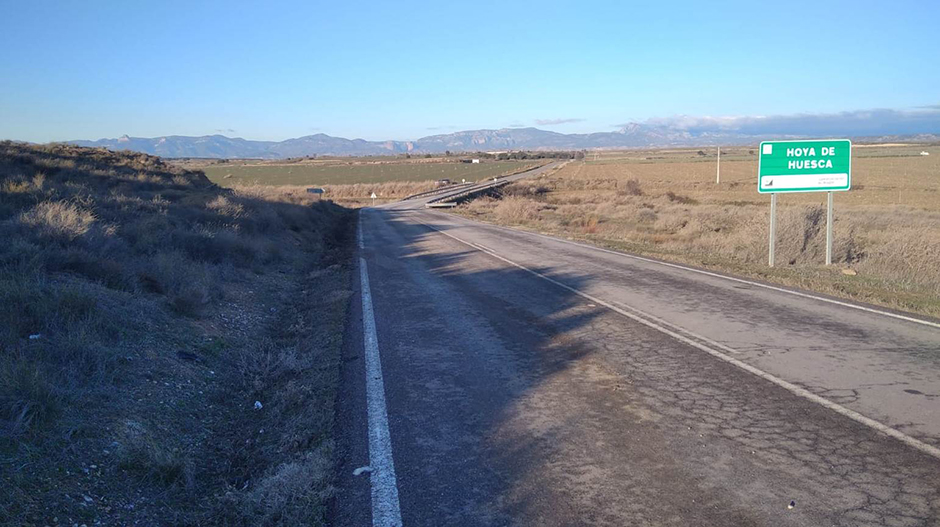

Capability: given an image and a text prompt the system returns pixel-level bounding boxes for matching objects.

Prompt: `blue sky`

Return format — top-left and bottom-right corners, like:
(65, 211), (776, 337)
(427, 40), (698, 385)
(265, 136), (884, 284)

(1, 0), (938, 142)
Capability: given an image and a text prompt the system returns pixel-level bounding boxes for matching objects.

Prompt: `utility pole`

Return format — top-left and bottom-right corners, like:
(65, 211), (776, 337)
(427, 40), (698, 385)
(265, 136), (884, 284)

(716, 146), (721, 184)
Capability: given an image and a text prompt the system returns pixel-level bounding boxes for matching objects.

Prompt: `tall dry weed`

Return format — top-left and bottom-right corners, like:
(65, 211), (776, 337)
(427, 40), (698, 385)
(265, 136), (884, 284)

(18, 200), (95, 240)
(494, 196), (541, 223)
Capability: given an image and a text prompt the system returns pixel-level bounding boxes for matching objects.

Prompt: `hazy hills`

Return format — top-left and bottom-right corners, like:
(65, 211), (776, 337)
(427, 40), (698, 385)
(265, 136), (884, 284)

(68, 126), (940, 159)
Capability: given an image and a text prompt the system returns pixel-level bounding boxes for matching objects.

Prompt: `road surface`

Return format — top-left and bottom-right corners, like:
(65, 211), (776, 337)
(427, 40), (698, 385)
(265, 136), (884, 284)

(333, 166), (940, 526)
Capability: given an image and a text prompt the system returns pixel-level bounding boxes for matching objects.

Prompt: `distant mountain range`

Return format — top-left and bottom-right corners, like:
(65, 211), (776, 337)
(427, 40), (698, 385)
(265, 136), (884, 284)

(68, 126), (940, 159)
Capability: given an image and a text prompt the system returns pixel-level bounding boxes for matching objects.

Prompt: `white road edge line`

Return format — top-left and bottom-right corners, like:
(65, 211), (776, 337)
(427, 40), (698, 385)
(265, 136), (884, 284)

(607, 299), (744, 355)
(359, 213), (404, 527)
(416, 219), (940, 462)
(445, 215), (940, 330)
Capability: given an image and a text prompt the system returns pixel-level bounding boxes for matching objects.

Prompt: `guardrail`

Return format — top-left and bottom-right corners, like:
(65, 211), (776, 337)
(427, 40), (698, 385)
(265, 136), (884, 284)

(423, 161), (563, 209)
(424, 178), (514, 208)
(402, 182), (475, 201)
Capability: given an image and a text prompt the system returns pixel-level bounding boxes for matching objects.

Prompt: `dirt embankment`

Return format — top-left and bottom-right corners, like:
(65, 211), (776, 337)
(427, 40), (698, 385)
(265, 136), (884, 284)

(0, 142), (355, 525)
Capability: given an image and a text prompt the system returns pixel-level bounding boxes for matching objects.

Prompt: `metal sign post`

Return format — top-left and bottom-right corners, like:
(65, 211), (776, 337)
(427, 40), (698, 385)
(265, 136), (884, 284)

(371, 192), (377, 206)
(769, 193), (777, 267)
(758, 139), (851, 267)
(826, 191), (833, 265)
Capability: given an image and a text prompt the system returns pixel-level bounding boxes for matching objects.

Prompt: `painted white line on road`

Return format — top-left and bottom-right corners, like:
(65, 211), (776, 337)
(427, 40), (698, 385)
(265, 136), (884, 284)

(442, 215), (940, 330)
(358, 213), (365, 249)
(418, 220), (940, 462)
(607, 299), (743, 355)
(359, 214), (403, 526)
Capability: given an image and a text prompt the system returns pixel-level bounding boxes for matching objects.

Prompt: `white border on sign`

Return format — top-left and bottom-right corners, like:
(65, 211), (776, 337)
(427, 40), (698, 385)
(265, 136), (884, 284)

(757, 139), (852, 194)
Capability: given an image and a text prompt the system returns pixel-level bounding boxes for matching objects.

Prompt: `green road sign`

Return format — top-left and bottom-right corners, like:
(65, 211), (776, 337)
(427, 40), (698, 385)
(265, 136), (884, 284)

(758, 139), (851, 193)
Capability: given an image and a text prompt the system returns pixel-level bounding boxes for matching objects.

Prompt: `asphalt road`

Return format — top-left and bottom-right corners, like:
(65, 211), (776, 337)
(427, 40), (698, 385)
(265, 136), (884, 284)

(333, 168), (940, 526)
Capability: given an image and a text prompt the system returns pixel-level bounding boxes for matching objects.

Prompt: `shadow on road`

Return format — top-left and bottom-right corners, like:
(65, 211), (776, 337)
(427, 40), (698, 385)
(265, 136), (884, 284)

(340, 207), (940, 526)
(364, 209), (619, 523)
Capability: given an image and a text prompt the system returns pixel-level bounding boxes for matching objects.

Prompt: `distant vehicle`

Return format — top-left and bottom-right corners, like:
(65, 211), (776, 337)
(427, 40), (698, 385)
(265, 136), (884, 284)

(921, 151), (930, 156)
(437, 179), (451, 186)
(472, 159), (480, 164)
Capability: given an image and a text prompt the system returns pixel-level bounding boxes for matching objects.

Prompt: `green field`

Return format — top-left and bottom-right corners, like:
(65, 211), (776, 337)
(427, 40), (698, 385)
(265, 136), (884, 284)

(204, 160), (536, 186)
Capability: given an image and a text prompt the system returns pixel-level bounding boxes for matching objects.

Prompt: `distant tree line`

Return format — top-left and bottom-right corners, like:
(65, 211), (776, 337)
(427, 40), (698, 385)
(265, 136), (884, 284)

(490, 150), (587, 160)
(401, 150), (589, 160)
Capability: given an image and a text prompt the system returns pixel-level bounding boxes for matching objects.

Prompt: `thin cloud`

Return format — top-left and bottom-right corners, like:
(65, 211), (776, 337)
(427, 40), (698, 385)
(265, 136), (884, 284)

(534, 118), (585, 126)
(426, 125), (459, 131)
(620, 107), (940, 136)
(215, 128), (236, 134)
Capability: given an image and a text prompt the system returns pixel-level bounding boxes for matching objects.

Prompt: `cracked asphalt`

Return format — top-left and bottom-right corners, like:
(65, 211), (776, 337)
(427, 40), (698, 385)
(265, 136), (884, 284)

(332, 184), (940, 526)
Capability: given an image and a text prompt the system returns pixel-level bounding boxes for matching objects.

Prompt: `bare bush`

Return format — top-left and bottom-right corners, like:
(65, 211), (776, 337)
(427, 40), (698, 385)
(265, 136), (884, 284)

(621, 179), (643, 196)
(637, 209), (658, 223)
(206, 194), (246, 219)
(18, 200), (95, 240)
(494, 196), (541, 223)
(0, 359), (58, 439)
(579, 215), (600, 233)
(665, 191), (698, 205)
(502, 182), (550, 199)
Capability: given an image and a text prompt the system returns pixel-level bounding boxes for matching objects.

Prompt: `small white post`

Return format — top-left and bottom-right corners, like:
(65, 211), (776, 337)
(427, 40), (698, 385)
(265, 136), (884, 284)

(825, 191), (833, 265)
(769, 193), (777, 267)
(716, 146), (721, 184)
(371, 192), (377, 207)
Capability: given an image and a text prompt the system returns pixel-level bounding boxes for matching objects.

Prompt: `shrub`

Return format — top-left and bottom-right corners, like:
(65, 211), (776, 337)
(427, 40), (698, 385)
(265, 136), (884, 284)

(637, 209), (658, 223)
(502, 183), (549, 199)
(46, 247), (134, 291)
(0, 358), (59, 438)
(464, 196), (497, 215)
(206, 195), (245, 219)
(0, 275), (98, 343)
(228, 447), (334, 524)
(494, 196), (541, 223)
(117, 435), (187, 485)
(581, 215), (600, 234)
(17, 200), (95, 240)
(138, 252), (217, 316)
(665, 191), (698, 205)
(621, 179), (643, 196)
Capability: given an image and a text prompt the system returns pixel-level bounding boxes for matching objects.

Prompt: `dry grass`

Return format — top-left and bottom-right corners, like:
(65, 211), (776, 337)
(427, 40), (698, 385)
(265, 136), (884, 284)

(18, 200), (97, 240)
(0, 142), (354, 525)
(457, 145), (940, 317)
(494, 195), (543, 223)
